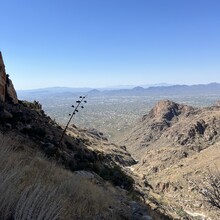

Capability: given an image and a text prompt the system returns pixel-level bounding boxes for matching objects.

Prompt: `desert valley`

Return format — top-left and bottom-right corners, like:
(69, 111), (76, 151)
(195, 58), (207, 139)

(0, 50), (218, 219)
(2, 1), (220, 219)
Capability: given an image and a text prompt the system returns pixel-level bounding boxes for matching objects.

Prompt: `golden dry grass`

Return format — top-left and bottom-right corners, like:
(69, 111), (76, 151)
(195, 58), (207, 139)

(0, 133), (118, 220)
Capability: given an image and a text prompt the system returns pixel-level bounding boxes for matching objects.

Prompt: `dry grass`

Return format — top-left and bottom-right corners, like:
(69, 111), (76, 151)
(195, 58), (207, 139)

(0, 133), (117, 220)
(14, 185), (62, 220)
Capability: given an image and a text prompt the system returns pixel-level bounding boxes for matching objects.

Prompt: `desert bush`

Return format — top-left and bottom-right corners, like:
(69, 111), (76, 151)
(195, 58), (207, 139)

(20, 100), (42, 111)
(200, 169), (220, 209)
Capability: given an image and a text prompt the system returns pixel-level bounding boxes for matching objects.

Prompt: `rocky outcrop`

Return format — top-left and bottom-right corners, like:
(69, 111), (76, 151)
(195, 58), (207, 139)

(122, 100), (220, 159)
(146, 99), (194, 122)
(6, 78), (18, 104)
(0, 52), (6, 102)
(0, 52), (18, 104)
(120, 100), (220, 219)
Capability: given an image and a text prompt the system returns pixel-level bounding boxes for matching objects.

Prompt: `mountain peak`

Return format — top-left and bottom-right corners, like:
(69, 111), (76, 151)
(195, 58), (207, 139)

(147, 100), (180, 121)
(132, 86), (144, 91)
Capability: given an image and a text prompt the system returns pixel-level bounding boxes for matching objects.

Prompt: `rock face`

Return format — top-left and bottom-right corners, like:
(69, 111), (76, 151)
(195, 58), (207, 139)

(0, 52), (18, 104)
(120, 100), (220, 219)
(122, 100), (220, 159)
(0, 52), (6, 102)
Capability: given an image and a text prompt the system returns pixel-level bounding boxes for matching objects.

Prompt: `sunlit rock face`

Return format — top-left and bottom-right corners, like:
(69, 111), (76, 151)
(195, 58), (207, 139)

(0, 52), (18, 104)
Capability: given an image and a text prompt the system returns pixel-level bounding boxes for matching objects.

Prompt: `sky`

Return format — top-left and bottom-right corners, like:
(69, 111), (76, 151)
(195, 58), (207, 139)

(0, 0), (220, 89)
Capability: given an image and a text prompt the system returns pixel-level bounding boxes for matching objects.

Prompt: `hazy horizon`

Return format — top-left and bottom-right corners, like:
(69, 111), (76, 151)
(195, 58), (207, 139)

(1, 0), (220, 90)
(16, 81), (220, 92)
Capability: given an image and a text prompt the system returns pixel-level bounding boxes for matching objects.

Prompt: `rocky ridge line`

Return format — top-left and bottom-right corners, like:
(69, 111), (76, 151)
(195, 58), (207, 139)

(120, 99), (220, 219)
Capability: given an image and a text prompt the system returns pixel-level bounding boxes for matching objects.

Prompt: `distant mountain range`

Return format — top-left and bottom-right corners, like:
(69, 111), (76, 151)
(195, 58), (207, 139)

(90, 82), (220, 96)
(17, 83), (172, 94)
(17, 83), (220, 100)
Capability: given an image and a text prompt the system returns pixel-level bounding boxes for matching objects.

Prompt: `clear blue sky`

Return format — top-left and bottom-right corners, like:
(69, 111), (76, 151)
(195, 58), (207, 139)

(1, 0), (220, 89)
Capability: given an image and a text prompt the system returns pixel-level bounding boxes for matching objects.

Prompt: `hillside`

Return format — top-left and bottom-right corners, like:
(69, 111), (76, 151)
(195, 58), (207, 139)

(0, 102), (163, 219)
(120, 100), (220, 219)
(0, 52), (167, 220)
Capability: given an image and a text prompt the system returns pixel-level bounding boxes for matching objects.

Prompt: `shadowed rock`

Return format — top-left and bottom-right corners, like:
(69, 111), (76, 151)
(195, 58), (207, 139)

(0, 52), (18, 104)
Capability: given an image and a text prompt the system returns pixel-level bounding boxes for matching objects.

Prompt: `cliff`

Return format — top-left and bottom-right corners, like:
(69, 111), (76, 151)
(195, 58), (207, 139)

(0, 52), (18, 104)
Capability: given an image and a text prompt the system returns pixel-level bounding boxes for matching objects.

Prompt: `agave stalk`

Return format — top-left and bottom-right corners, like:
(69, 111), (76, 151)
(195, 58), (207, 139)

(58, 96), (87, 147)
